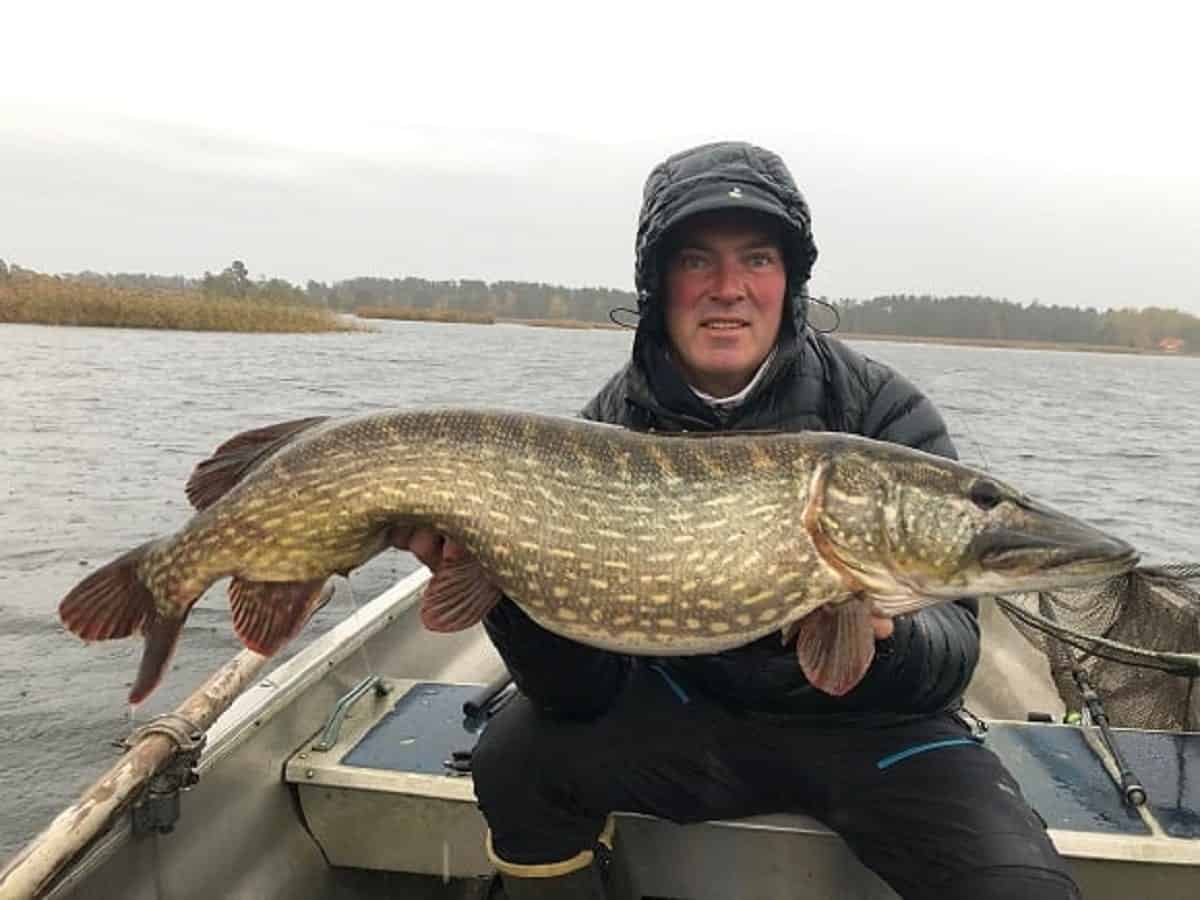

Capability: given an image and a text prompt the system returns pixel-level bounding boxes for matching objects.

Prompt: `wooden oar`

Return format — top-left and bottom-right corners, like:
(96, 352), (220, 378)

(0, 649), (269, 900)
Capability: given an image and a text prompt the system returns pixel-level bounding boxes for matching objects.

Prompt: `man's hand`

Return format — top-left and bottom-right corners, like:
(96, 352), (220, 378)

(872, 615), (895, 640)
(810, 605), (895, 641)
(388, 525), (471, 571)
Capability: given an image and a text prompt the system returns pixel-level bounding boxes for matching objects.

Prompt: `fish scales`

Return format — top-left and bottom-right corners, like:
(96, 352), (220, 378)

(424, 411), (838, 652)
(58, 407), (1139, 703)
(141, 410), (831, 648)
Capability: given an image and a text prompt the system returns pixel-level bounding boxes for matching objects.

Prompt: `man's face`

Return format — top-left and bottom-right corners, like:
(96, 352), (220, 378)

(662, 210), (787, 398)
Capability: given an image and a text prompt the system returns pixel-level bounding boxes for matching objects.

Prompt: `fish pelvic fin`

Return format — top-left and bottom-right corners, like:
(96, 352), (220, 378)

(791, 598), (877, 697)
(420, 556), (502, 632)
(228, 576), (335, 656)
(186, 416), (329, 510)
(58, 540), (186, 705)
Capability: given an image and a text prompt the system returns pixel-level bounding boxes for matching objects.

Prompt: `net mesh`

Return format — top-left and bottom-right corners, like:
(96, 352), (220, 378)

(998, 564), (1200, 731)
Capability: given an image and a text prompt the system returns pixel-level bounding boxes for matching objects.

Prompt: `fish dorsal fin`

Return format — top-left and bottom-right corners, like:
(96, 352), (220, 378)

(186, 416), (329, 510)
(788, 598), (876, 696)
(420, 556), (503, 632)
(228, 576), (335, 655)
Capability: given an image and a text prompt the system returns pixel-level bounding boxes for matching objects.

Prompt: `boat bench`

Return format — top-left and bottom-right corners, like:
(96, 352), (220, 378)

(285, 679), (1200, 900)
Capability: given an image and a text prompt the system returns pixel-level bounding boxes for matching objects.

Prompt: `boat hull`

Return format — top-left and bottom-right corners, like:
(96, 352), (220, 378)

(19, 572), (1200, 900)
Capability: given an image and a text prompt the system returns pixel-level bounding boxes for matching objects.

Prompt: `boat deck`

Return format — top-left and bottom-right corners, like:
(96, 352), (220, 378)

(287, 677), (1200, 900)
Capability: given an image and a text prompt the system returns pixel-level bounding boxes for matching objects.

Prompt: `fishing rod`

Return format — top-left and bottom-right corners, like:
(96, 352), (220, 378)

(998, 583), (1175, 809)
(1071, 668), (1147, 808)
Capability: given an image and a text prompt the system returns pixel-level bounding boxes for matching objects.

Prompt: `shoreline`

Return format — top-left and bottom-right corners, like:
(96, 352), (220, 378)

(1, 303), (1192, 354)
(836, 332), (1193, 356)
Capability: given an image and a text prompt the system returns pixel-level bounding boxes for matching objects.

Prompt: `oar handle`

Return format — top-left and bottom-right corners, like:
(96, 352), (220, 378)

(0, 650), (269, 900)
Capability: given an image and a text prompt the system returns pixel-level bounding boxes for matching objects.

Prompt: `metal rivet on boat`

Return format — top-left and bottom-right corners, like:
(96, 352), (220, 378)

(305, 769), (315, 779)
(298, 752), (308, 759)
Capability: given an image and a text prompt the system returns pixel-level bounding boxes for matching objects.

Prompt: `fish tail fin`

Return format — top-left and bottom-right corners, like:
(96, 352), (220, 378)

(228, 576), (336, 656)
(791, 599), (877, 697)
(59, 540), (186, 705)
(131, 612), (186, 704)
(59, 540), (160, 642)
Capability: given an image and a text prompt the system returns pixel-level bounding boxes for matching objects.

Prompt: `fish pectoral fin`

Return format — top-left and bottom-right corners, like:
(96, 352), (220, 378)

(228, 576), (332, 656)
(420, 556), (502, 632)
(790, 598), (876, 697)
(869, 592), (938, 617)
(186, 416), (329, 510)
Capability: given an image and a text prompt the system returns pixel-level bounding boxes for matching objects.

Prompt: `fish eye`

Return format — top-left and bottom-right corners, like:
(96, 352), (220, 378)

(969, 480), (1004, 511)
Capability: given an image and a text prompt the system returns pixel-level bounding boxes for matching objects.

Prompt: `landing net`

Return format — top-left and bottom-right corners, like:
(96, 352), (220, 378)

(998, 564), (1200, 730)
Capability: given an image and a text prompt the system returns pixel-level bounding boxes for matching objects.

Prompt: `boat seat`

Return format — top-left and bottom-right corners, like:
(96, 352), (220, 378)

(285, 679), (1200, 900)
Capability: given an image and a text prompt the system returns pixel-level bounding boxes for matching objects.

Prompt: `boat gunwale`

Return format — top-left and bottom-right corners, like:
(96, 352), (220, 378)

(36, 569), (434, 900)
(199, 568), (433, 769)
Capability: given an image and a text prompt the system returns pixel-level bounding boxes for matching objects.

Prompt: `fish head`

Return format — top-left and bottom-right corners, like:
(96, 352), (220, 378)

(805, 439), (1139, 610)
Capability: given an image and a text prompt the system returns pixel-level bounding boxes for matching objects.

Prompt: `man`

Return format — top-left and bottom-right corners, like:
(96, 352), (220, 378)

(395, 141), (1079, 900)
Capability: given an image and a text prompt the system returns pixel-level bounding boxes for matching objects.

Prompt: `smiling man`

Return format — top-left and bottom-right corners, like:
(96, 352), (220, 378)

(396, 142), (1078, 900)
(661, 209), (788, 399)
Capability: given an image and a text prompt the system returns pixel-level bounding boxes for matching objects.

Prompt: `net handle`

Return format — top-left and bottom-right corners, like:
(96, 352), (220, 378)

(996, 596), (1200, 676)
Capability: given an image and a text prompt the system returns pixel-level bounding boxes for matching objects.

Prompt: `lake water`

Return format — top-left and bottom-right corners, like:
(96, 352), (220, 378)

(1, 320), (1197, 857)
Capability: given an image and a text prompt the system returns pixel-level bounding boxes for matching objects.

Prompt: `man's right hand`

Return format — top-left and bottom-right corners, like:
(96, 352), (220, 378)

(388, 525), (471, 572)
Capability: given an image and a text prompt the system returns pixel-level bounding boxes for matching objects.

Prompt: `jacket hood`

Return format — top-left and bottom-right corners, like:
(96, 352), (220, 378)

(633, 141), (819, 332)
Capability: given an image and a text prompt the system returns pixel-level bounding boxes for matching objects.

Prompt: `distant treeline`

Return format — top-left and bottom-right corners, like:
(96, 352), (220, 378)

(65, 261), (312, 306)
(3, 257), (1195, 351)
(832, 295), (1198, 351)
(309, 276), (631, 324)
(56, 266), (632, 324)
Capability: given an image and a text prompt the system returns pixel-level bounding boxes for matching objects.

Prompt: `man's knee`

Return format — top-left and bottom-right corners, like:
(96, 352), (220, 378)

(470, 700), (601, 824)
(470, 703), (547, 809)
(470, 702), (611, 866)
(943, 865), (1080, 900)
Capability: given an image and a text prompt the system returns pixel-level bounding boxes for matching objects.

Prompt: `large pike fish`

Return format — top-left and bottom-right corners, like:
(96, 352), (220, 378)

(60, 409), (1137, 703)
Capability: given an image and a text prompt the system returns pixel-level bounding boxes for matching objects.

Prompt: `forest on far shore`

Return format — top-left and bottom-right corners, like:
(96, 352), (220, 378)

(2, 258), (1196, 352)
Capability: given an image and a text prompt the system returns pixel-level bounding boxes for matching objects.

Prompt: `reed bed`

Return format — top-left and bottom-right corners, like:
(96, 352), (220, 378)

(0, 274), (357, 333)
(354, 305), (495, 325)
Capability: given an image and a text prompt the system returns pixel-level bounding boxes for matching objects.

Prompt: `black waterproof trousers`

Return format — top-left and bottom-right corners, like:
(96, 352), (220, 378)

(472, 663), (1080, 900)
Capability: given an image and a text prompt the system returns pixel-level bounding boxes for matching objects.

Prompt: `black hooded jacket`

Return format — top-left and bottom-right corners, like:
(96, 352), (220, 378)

(483, 142), (980, 724)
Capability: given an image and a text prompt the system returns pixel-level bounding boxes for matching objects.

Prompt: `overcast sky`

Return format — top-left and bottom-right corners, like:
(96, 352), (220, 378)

(2, 2), (1197, 313)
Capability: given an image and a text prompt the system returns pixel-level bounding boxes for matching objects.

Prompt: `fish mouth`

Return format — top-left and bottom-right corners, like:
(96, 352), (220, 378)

(971, 501), (1139, 583)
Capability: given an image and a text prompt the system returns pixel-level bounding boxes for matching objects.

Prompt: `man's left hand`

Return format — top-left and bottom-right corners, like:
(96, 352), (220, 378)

(872, 615), (895, 640)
